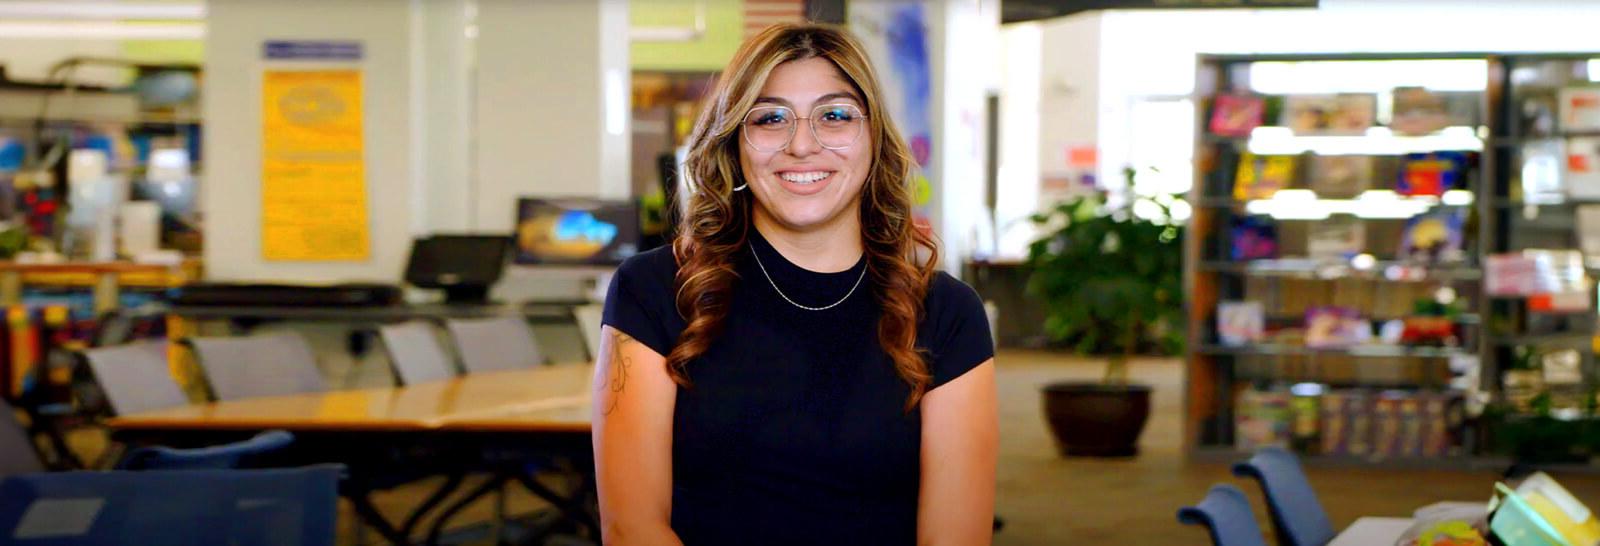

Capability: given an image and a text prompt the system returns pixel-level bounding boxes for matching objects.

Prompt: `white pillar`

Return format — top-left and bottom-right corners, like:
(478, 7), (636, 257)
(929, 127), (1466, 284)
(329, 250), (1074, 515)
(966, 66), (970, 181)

(931, 0), (1001, 272)
(472, 0), (631, 232)
(415, 0), (475, 234)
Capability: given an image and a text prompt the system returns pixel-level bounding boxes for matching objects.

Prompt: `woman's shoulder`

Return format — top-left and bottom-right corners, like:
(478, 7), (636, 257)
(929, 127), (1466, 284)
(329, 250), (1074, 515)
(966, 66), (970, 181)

(925, 270), (983, 311)
(613, 245), (679, 294)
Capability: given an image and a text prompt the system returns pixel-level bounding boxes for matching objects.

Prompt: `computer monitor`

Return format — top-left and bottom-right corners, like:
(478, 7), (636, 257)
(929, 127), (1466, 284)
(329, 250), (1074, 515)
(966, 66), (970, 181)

(514, 198), (640, 266)
(403, 234), (512, 304)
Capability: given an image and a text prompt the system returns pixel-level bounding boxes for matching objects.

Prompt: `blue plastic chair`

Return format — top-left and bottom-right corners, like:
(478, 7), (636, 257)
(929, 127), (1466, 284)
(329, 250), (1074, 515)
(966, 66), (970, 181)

(1232, 447), (1335, 546)
(116, 430), (294, 470)
(0, 464), (342, 546)
(1178, 484), (1272, 546)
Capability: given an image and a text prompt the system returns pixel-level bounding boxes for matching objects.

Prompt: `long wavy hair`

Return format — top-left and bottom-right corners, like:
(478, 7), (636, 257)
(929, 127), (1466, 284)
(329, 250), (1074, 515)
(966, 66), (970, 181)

(668, 23), (939, 411)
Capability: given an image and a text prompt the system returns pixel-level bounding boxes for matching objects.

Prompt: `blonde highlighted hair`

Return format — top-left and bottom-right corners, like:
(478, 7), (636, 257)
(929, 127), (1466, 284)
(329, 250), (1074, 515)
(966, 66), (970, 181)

(669, 23), (938, 411)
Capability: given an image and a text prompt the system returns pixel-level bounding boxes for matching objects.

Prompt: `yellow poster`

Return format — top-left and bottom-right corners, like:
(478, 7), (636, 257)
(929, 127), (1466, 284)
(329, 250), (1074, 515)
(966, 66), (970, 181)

(261, 69), (369, 261)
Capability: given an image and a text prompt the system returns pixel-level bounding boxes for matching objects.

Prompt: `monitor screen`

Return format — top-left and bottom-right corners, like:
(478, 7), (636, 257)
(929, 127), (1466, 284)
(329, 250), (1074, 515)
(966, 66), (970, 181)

(514, 198), (640, 266)
(403, 234), (512, 289)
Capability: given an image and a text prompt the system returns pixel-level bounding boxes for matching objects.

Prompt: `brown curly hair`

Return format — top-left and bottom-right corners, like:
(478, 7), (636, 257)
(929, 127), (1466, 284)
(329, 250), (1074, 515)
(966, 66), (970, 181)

(667, 23), (939, 411)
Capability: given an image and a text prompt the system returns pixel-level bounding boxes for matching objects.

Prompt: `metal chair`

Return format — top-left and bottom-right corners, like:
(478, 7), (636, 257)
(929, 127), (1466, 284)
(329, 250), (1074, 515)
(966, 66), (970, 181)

(184, 333), (328, 401)
(1178, 484), (1272, 546)
(0, 464), (342, 546)
(444, 316), (544, 374)
(1232, 447), (1336, 546)
(79, 341), (188, 416)
(377, 321), (458, 385)
(574, 303), (604, 362)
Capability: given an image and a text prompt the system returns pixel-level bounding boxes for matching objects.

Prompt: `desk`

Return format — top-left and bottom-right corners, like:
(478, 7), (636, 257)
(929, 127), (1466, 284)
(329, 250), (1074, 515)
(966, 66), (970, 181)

(109, 364), (596, 545)
(168, 301), (582, 326)
(0, 261), (198, 313)
(1329, 516), (1413, 546)
(108, 363), (593, 432)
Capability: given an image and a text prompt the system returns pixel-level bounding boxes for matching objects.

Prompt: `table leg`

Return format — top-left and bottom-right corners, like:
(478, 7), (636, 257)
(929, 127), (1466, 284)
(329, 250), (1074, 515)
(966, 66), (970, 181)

(92, 271), (119, 315)
(427, 474), (514, 546)
(513, 471), (600, 539)
(344, 490), (412, 546)
(398, 472), (467, 540)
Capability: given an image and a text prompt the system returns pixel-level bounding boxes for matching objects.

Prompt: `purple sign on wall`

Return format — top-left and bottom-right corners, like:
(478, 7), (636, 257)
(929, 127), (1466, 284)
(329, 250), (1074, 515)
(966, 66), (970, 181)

(263, 40), (363, 61)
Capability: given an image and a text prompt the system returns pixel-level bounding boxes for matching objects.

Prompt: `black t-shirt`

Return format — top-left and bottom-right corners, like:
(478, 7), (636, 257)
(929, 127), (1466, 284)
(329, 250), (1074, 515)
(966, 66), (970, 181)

(602, 229), (994, 546)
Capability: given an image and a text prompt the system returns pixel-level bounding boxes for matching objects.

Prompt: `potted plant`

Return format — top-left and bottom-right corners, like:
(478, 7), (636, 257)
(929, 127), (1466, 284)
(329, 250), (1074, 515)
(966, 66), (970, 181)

(1026, 167), (1184, 457)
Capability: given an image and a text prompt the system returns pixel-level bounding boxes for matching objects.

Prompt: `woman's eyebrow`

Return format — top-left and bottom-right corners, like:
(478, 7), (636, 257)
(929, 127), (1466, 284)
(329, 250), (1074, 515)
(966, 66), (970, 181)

(751, 91), (862, 108)
(811, 91), (861, 106)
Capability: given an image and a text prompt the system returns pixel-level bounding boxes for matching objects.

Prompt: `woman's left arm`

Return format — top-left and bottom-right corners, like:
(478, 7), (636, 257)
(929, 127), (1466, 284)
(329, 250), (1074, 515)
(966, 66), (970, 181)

(918, 359), (998, 546)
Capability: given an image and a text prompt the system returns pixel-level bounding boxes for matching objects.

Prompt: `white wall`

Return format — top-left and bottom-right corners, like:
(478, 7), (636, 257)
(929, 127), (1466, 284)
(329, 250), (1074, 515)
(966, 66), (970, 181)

(995, 12), (1100, 258)
(0, 38), (125, 86)
(415, 0), (474, 234)
(203, 0), (629, 289)
(931, 0), (1001, 270)
(995, 23), (1040, 258)
(203, 0), (417, 283)
(473, 0), (631, 233)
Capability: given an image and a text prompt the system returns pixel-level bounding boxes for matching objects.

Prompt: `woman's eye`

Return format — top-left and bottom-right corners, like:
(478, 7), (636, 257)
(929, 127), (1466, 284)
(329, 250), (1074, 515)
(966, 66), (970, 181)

(821, 108), (855, 121)
(753, 111), (790, 125)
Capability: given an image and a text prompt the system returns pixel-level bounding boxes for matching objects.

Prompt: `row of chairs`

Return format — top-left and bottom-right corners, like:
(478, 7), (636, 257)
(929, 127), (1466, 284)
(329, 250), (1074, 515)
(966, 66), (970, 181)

(1, 401), (340, 545)
(1179, 447), (1337, 546)
(77, 315), (551, 418)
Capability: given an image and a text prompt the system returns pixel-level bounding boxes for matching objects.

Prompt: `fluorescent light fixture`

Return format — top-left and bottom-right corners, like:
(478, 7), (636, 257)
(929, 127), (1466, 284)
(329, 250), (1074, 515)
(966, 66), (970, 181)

(1290, 382), (1325, 397)
(1249, 60), (1488, 94)
(605, 69), (627, 137)
(1248, 126), (1483, 155)
(630, 0), (707, 42)
(0, 22), (202, 40)
(630, 27), (701, 42)
(1351, 253), (1377, 270)
(1441, 190), (1474, 206)
(1246, 189), (1442, 220)
(1245, 193), (1329, 220)
(0, 1), (203, 20)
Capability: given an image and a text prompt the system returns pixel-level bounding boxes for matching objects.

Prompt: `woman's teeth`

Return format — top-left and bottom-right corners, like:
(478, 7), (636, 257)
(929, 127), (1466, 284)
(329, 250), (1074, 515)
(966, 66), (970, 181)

(779, 171), (831, 184)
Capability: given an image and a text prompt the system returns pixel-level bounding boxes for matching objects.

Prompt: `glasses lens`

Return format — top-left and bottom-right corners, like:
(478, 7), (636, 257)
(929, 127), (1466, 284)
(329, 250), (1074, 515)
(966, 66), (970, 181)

(743, 107), (795, 151)
(811, 104), (864, 149)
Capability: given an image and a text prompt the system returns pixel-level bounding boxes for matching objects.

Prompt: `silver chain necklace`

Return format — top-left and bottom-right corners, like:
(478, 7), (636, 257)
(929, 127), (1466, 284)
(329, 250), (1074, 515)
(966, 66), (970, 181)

(750, 245), (867, 311)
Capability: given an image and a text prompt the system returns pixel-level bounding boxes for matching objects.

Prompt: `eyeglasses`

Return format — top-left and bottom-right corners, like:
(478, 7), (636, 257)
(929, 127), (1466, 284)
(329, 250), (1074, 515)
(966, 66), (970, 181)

(741, 103), (867, 153)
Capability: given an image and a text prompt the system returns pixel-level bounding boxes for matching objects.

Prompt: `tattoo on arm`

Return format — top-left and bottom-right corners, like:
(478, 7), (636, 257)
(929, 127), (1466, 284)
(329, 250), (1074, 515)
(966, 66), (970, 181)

(599, 332), (634, 416)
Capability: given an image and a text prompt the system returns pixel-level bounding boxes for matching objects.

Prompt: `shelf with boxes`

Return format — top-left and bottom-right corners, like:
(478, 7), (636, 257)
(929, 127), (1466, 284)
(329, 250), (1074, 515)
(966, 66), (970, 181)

(1187, 52), (1600, 467)
(1186, 53), (1498, 466)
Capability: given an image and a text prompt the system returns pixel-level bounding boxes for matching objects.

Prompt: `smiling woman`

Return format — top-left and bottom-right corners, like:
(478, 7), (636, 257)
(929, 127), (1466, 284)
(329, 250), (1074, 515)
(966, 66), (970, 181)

(591, 23), (998, 546)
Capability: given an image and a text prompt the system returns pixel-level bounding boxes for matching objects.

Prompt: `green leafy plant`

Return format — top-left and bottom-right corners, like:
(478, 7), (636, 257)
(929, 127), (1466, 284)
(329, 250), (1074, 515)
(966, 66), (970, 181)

(1025, 167), (1185, 384)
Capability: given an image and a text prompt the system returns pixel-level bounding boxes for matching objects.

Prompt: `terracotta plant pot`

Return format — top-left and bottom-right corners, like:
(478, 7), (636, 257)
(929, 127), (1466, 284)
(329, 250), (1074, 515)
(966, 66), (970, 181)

(1041, 382), (1152, 457)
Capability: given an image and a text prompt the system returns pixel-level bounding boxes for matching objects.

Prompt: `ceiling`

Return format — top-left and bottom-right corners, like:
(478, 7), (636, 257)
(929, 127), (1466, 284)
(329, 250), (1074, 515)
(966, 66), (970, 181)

(1000, 0), (1320, 24)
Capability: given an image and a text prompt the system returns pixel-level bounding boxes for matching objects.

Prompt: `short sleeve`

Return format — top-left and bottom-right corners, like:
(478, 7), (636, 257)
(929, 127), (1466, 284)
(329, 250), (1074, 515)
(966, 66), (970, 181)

(926, 273), (995, 389)
(601, 250), (676, 357)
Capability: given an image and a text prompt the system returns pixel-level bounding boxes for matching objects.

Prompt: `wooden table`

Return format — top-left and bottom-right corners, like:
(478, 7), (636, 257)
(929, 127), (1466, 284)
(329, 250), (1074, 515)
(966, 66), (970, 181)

(1328, 517), (1414, 546)
(108, 364), (594, 433)
(108, 364), (597, 545)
